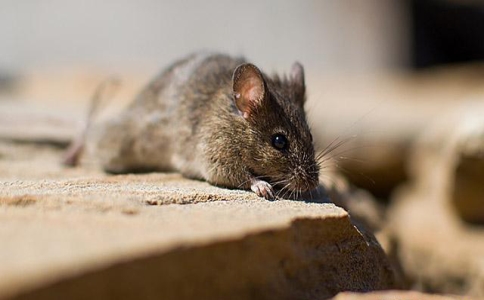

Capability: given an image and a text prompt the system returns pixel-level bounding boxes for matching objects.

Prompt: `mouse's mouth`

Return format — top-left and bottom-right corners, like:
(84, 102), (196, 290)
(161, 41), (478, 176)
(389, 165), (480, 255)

(252, 168), (319, 197)
(269, 174), (320, 195)
(288, 179), (319, 193)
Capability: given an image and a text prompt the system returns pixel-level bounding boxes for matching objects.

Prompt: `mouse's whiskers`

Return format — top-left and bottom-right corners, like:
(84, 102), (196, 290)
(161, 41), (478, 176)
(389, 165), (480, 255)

(276, 180), (292, 199)
(315, 135), (360, 174)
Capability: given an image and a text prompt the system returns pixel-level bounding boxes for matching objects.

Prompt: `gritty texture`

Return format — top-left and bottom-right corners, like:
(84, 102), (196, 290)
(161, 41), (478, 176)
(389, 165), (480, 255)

(0, 100), (395, 299)
(0, 200), (393, 300)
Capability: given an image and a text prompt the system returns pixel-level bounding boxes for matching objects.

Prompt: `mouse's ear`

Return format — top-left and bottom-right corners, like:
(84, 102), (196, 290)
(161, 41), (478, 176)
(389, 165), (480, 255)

(291, 62), (306, 108)
(232, 63), (266, 119)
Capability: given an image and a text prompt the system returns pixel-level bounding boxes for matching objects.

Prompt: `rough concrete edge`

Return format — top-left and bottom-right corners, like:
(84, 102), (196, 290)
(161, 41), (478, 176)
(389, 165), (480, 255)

(4, 212), (395, 300)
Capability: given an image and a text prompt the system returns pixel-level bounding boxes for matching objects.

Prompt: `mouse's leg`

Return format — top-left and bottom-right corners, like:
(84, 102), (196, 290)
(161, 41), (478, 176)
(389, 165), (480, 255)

(201, 161), (275, 200)
(250, 178), (275, 200)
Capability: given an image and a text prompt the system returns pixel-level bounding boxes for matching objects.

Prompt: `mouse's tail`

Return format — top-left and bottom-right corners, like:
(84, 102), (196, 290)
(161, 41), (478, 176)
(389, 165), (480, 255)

(62, 77), (120, 167)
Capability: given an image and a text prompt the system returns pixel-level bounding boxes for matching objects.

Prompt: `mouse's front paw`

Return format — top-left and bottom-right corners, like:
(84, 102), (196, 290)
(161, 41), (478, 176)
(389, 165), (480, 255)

(250, 179), (275, 200)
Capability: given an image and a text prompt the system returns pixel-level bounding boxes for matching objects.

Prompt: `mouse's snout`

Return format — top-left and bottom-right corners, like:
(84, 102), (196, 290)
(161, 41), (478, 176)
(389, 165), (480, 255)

(288, 164), (320, 193)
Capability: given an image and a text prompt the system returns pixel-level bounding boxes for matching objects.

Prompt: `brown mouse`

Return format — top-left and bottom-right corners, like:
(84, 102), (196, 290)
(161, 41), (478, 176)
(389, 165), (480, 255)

(73, 52), (320, 200)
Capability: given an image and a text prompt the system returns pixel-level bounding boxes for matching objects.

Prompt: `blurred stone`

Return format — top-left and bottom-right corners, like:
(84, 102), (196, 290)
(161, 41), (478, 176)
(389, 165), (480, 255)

(0, 104), (75, 147)
(387, 102), (484, 297)
(453, 155), (484, 223)
(452, 125), (484, 224)
(319, 168), (386, 234)
(309, 63), (484, 200)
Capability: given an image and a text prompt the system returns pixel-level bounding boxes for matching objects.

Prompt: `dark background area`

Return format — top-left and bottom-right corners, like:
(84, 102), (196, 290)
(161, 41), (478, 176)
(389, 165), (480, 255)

(412, 0), (484, 68)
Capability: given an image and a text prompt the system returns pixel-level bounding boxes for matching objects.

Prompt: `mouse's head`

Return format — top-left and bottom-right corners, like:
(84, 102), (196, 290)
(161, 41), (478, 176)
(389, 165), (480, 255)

(232, 62), (319, 197)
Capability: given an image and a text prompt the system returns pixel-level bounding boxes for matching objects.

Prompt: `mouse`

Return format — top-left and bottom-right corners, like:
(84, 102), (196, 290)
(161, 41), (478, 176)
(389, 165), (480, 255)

(68, 52), (320, 200)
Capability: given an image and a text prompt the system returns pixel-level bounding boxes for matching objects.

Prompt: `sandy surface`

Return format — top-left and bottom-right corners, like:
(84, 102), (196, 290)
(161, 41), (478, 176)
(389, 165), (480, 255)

(0, 100), (394, 299)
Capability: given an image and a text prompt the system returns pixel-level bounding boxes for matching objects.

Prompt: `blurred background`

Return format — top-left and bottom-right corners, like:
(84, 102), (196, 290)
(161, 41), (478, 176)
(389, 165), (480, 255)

(1, 1), (484, 74)
(1, 0), (484, 297)
(0, 0), (409, 74)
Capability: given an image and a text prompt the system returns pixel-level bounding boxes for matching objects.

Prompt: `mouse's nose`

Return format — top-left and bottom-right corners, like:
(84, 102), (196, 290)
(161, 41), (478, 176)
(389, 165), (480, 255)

(290, 166), (319, 192)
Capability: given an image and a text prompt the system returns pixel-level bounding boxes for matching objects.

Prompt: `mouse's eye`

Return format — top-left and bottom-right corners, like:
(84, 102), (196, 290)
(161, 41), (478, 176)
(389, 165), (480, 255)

(272, 134), (289, 151)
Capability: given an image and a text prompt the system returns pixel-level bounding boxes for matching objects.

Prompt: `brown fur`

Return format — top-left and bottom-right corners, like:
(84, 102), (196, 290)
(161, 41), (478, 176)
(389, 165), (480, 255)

(90, 53), (319, 199)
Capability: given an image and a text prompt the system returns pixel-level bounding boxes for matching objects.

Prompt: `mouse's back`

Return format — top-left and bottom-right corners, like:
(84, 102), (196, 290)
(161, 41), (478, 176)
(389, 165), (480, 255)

(88, 53), (245, 173)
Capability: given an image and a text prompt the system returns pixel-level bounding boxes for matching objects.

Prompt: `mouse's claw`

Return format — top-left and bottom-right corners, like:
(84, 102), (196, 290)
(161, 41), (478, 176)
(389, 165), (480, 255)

(250, 179), (275, 200)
